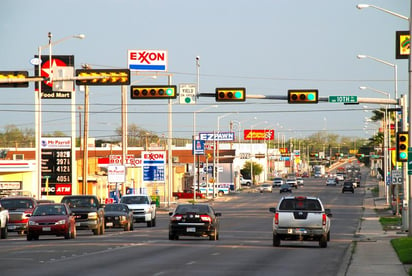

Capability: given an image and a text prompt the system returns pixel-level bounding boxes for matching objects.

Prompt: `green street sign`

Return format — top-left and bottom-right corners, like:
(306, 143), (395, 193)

(408, 147), (412, 175)
(329, 96), (358, 103)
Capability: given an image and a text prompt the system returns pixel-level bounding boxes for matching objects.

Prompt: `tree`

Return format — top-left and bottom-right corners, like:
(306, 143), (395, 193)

(241, 161), (263, 185)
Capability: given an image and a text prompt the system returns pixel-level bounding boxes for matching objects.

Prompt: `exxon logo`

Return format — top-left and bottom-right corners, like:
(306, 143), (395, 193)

(128, 50), (168, 71)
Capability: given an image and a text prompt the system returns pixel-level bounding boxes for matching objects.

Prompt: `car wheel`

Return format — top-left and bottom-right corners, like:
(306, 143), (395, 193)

(319, 235), (327, 248)
(152, 217), (156, 227)
(130, 222), (134, 231)
(168, 232), (174, 240)
(27, 233), (33, 241)
(273, 234), (281, 247)
(147, 220), (153, 227)
(93, 227), (100, 235)
(1, 223), (7, 239)
(209, 229), (217, 240)
(327, 231), (330, 242)
(124, 222), (131, 231)
(218, 191), (224, 197)
(64, 227), (71, 239)
(33, 235), (39, 240)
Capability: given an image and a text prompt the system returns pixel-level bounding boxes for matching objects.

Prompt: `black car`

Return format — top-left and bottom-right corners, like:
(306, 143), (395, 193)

(169, 203), (221, 241)
(342, 181), (355, 193)
(279, 184), (292, 193)
(104, 203), (134, 231)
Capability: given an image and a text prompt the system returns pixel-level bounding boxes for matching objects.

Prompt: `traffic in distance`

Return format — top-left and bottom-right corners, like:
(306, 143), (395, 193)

(0, 164), (368, 275)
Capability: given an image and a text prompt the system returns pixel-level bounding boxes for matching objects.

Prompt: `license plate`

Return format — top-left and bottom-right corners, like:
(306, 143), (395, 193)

(106, 222), (113, 227)
(8, 225), (16, 230)
(296, 228), (307, 234)
(186, 227), (196, 233)
(42, 227), (51, 231)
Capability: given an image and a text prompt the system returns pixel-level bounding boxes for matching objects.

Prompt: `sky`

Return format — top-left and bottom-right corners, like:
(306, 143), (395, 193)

(0, 0), (409, 144)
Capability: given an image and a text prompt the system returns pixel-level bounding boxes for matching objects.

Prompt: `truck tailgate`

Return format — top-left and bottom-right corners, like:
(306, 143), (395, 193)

(278, 211), (324, 228)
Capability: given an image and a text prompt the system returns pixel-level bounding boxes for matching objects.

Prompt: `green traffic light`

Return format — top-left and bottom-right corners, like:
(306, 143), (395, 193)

(400, 152), (407, 159)
(166, 88), (174, 96)
(307, 93), (315, 101)
(234, 91), (242, 99)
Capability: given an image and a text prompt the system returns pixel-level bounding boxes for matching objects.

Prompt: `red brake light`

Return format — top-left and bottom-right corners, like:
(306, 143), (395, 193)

(274, 213), (279, 225)
(322, 213), (327, 226)
(200, 215), (212, 223)
(172, 215), (182, 221)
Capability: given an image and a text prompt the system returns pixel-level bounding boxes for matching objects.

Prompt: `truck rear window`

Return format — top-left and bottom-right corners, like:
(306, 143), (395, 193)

(279, 198), (322, 211)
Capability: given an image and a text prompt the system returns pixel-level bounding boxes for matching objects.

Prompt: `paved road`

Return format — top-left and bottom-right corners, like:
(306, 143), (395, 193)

(0, 177), (366, 276)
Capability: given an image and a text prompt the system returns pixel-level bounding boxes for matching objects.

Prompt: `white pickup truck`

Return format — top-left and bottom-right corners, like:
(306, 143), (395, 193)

(269, 196), (332, 248)
(0, 203), (9, 239)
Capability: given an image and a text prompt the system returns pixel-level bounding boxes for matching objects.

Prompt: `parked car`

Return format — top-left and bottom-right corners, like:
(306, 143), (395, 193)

(26, 203), (76, 240)
(0, 196), (37, 235)
(273, 177), (284, 187)
(168, 203), (221, 240)
(240, 176), (252, 186)
(342, 181), (355, 193)
(258, 184), (273, 193)
(326, 178), (337, 186)
(173, 190), (206, 199)
(279, 184), (292, 194)
(296, 177), (304, 186)
(104, 203), (134, 231)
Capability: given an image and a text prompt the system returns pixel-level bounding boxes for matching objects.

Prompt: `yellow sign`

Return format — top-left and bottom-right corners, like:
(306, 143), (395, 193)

(396, 31), (410, 59)
(0, 71), (29, 88)
(76, 69), (130, 86)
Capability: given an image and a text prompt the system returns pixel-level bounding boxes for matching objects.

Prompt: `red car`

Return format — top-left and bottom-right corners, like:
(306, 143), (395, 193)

(27, 203), (76, 240)
(173, 190), (206, 199)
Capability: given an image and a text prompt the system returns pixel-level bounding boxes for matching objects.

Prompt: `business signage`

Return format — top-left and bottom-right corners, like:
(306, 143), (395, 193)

(142, 151), (166, 181)
(108, 165), (126, 183)
(396, 31), (410, 59)
(199, 132), (235, 141)
(128, 50), (168, 71)
(244, 129), (275, 140)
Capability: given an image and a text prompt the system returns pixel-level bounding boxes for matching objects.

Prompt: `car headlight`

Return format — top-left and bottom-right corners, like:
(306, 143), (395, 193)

(88, 212), (98, 220)
(29, 221), (39, 226)
(55, 220), (66, 225)
(119, 216), (126, 221)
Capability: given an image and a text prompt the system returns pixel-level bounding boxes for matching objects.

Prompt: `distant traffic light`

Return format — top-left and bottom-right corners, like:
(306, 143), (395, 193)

(75, 69), (130, 86)
(131, 85), (177, 99)
(396, 132), (408, 162)
(215, 87), (246, 102)
(288, 89), (318, 104)
(0, 71), (29, 88)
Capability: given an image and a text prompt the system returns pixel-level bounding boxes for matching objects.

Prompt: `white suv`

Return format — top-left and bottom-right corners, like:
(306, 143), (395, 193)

(120, 194), (156, 227)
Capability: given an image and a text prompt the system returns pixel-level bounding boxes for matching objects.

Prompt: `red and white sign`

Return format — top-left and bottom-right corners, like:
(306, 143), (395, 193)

(244, 129), (275, 140)
(128, 50), (168, 71)
(108, 165), (126, 183)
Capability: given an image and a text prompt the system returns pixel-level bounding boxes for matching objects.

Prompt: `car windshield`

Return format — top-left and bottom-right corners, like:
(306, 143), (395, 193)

(279, 198), (322, 211)
(120, 196), (148, 204)
(0, 198), (34, 209)
(61, 197), (97, 208)
(33, 204), (67, 216)
(175, 204), (210, 214)
(104, 204), (128, 212)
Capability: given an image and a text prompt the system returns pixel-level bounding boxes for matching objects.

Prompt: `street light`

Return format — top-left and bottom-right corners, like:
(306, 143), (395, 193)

(36, 33), (85, 199)
(192, 105), (218, 199)
(249, 120), (268, 185)
(357, 0), (411, 237)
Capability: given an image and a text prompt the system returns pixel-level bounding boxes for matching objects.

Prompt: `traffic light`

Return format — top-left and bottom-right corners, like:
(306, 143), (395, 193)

(396, 132), (408, 162)
(288, 89), (318, 104)
(0, 71), (29, 88)
(75, 69), (130, 86)
(215, 87), (246, 102)
(131, 85), (177, 99)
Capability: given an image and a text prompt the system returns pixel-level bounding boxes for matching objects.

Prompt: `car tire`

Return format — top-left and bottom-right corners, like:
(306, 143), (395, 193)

(319, 235), (328, 248)
(327, 231), (330, 242)
(218, 191), (224, 197)
(147, 220), (153, 227)
(273, 234), (281, 247)
(65, 227), (71, 239)
(130, 222), (134, 231)
(93, 227), (99, 235)
(209, 229), (218, 240)
(124, 222), (131, 231)
(168, 232), (174, 240)
(27, 233), (33, 241)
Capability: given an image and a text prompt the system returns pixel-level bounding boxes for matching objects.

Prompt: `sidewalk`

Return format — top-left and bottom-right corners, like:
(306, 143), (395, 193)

(341, 178), (408, 276)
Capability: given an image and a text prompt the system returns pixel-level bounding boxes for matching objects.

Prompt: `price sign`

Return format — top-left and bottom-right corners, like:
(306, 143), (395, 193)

(41, 138), (72, 196)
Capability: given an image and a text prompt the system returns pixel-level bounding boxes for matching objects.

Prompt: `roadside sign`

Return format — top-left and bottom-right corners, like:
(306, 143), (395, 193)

(199, 132), (235, 141)
(108, 165), (126, 183)
(128, 50), (168, 71)
(391, 170), (402, 185)
(179, 83), (196, 104)
(328, 96), (358, 103)
(408, 148), (412, 175)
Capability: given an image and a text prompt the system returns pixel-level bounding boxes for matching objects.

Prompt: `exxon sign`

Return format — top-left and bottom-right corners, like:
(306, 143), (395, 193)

(128, 50), (168, 71)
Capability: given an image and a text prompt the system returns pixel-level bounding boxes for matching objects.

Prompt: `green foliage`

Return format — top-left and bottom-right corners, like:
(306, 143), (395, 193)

(241, 161), (263, 184)
(391, 237), (412, 264)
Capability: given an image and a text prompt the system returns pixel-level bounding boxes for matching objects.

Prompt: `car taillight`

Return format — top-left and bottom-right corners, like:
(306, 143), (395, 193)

(322, 213), (327, 226)
(200, 215), (212, 223)
(274, 213), (279, 225)
(171, 215), (182, 221)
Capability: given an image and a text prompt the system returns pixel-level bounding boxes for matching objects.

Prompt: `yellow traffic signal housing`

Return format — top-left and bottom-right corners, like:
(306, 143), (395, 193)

(0, 71), (29, 88)
(288, 89), (318, 103)
(75, 69), (130, 86)
(215, 87), (246, 102)
(396, 132), (408, 162)
(130, 85), (177, 99)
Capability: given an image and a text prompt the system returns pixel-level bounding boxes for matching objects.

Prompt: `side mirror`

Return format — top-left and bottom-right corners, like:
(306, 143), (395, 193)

(168, 212), (173, 216)
(325, 208), (332, 217)
(269, 207), (276, 213)
(215, 212), (222, 217)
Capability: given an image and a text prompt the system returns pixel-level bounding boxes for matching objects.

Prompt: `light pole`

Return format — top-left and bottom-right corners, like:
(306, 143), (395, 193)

(192, 105), (218, 200)
(357, 3), (411, 234)
(35, 33), (85, 199)
(249, 120), (268, 185)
